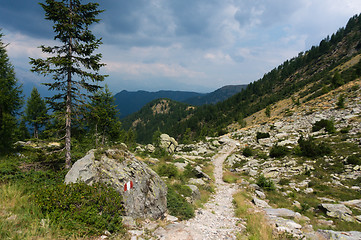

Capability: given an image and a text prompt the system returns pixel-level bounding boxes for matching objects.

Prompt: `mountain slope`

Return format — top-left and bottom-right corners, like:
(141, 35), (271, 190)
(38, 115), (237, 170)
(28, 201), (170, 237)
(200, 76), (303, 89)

(114, 90), (204, 118)
(184, 85), (247, 106)
(123, 14), (361, 143)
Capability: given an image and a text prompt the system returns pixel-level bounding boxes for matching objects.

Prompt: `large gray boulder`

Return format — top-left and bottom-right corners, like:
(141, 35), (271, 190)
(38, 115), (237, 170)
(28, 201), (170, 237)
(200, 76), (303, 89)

(65, 148), (167, 219)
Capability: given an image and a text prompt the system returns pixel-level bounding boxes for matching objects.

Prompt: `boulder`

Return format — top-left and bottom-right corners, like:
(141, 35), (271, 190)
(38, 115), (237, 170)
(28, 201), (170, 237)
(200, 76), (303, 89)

(159, 134), (178, 153)
(145, 144), (155, 153)
(319, 203), (354, 222)
(252, 197), (271, 208)
(317, 230), (361, 240)
(65, 148), (167, 219)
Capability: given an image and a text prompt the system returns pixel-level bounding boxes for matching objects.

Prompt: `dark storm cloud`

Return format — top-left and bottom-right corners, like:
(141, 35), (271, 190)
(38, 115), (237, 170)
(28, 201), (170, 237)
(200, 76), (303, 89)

(0, 0), (53, 38)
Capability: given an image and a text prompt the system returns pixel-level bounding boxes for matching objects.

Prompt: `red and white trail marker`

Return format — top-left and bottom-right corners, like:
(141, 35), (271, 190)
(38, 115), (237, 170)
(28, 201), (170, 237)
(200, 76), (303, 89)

(124, 181), (133, 192)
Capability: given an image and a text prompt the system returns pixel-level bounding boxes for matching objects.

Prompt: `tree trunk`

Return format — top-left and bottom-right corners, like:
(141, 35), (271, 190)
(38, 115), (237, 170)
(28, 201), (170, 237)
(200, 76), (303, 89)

(34, 123), (39, 139)
(95, 123), (98, 148)
(65, 0), (73, 169)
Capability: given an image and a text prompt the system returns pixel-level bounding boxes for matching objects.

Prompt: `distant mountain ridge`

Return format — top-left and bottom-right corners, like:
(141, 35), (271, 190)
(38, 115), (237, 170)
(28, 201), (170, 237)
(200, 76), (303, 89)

(114, 85), (247, 118)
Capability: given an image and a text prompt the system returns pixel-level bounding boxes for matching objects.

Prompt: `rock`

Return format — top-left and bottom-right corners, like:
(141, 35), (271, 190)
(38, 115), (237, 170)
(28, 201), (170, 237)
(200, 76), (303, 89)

(187, 185), (201, 203)
(159, 134), (178, 153)
(304, 188), (314, 194)
(189, 178), (206, 186)
(194, 166), (211, 180)
(317, 230), (361, 240)
(249, 183), (261, 191)
(122, 216), (137, 228)
(166, 214), (179, 222)
(145, 144), (155, 153)
(319, 204), (354, 222)
(342, 199), (361, 210)
(174, 162), (188, 171)
(252, 197), (271, 208)
(264, 208), (300, 218)
(255, 190), (266, 199)
(65, 149), (167, 219)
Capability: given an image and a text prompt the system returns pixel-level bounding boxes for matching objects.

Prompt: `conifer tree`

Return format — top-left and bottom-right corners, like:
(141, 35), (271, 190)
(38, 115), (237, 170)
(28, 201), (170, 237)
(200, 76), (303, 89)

(24, 87), (48, 139)
(30, 0), (107, 168)
(88, 85), (121, 147)
(0, 31), (23, 154)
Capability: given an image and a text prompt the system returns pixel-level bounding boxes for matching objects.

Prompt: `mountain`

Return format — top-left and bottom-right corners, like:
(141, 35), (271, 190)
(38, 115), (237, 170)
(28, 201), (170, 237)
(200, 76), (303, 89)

(183, 85), (247, 106)
(123, 14), (361, 144)
(114, 90), (205, 118)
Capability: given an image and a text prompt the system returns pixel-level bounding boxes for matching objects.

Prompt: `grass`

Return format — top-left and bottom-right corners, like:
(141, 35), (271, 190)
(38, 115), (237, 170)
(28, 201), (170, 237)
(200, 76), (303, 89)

(223, 170), (239, 183)
(233, 191), (274, 240)
(0, 183), (61, 240)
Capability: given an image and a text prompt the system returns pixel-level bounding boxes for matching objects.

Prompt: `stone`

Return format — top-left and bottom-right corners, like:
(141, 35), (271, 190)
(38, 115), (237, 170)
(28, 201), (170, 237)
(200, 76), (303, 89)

(319, 204), (354, 222)
(252, 197), (271, 208)
(159, 134), (178, 153)
(255, 190), (266, 199)
(189, 178), (206, 185)
(342, 199), (361, 210)
(122, 216), (137, 228)
(174, 162), (188, 171)
(317, 230), (361, 240)
(65, 149), (167, 219)
(304, 188), (314, 194)
(194, 166), (211, 180)
(145, 144), (155, 153)
(264, 208), (299, 218)
(187, 185), (201, 203)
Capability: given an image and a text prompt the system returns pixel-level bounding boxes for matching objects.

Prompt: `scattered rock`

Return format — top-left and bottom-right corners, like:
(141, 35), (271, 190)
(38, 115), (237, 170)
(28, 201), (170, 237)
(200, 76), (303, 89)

(159, 134), (178, 153)
(252, 197), (271, 208)
(319, 203), (354, 222)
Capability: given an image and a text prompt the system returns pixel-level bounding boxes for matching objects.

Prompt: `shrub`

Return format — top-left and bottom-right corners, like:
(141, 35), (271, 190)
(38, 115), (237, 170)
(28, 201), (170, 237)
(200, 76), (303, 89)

(269, 145), (289, 158)
(34, 182), (125, 235)
(312, 119), (335, 133)
(183, 164), (199, 179)
(336, 94), (345, 109)
(242, 147), (253, 157)
(256, 132), (270, 140)
(156, 163), (179, 178)
(256, 175), (275, 191)
(167, 185), (194, 220)
(298, 136), (332, 157)
(346, 154), (361, 165)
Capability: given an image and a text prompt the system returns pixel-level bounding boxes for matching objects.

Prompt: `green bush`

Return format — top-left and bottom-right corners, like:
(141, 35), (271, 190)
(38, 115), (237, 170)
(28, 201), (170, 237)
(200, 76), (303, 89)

(242, 147), (253, 157)
(256, 132), (270, 140)
(156, 163), (179, 178)
(256, 175), (275, 191)
(312, 119), (336, 133)
(346, 154), (361, 165)
(298, 136), (332, 157)
(167, 185), (194, 220)
(269, 145), (289, 158)
(183, 163), (199, 179)
(34, 182), (125, 235)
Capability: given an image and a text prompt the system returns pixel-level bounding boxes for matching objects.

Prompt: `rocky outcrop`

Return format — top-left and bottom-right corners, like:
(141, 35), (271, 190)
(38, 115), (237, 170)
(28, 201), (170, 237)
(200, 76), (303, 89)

(65, 148), (167, 219)
(159, 134), (178, 153)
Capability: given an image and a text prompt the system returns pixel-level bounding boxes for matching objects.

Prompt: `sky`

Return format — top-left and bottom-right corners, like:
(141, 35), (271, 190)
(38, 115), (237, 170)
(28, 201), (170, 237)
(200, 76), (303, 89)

(1, 0), (361, 95)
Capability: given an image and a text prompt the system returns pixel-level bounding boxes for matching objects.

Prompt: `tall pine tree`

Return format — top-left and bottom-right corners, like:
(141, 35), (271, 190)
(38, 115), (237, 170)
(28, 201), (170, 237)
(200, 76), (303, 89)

(24, 87), (48, 139)
(30, 0), (107, 168)
(0, 31), (23, 154)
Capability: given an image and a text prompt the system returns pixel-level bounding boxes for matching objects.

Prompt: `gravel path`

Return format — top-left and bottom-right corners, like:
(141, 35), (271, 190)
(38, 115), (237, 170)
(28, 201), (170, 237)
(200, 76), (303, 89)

(154, 136), (244, 240)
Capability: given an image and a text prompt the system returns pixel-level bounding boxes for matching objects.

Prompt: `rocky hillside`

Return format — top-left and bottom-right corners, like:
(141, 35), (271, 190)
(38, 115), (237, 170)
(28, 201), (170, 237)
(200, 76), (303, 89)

(123, 14), (361, 143)
(124, 77), (361, 239)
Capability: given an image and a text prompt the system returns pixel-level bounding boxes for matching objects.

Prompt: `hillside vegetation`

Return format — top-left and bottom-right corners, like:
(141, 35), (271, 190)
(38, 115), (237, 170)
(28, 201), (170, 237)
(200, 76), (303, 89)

(123, 14), (361, 144)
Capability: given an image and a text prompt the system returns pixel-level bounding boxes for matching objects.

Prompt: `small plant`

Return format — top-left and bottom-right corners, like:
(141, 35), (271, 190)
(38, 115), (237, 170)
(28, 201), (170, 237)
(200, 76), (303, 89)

(312, 119), (335, 133)
(346, 154), (361, 165)
(298, 136), (332, 157)
(256, 175), (275, 191)
(269, 145), (289, 158)
(256, 132), (270, 140)
(34, 182), (125, 235)
(242, 147), (253, 157)
(167, 185), (194, 220)
(336, 94), (345, 109)
(183, 163), (199, 179)
(156, 163), (179, 178)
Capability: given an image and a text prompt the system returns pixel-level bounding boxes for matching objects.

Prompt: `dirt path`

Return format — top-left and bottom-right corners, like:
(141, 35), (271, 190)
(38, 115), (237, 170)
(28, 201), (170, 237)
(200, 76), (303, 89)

(153, 136), (244, 240)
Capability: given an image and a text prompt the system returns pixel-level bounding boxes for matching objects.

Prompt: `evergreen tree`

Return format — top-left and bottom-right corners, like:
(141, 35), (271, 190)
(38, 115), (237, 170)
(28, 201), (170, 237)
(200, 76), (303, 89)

(0, 31), (23, 154)
(29, 0), (107, 168)
(16, 119), (30, 141)
(88, 85), (121, 147)
(24, 87), (48, 138)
